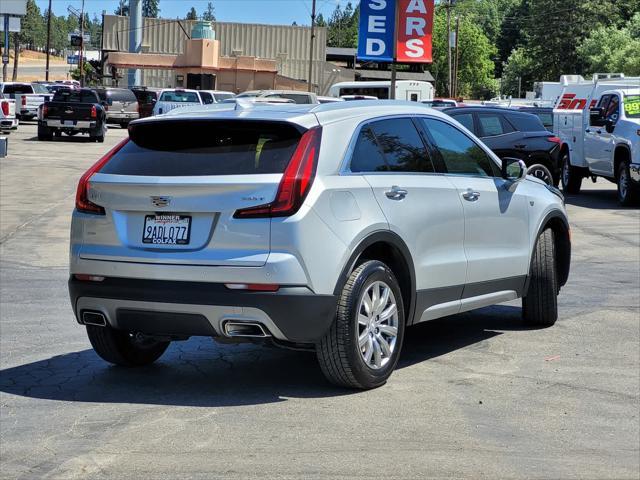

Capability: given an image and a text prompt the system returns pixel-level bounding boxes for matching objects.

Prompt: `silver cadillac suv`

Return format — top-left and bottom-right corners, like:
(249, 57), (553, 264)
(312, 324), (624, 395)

(69, 101), (571, 389)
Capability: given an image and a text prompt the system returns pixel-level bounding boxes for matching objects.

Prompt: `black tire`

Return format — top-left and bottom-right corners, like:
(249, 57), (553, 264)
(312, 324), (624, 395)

(37, 126), (53, 141)
(96, 133), (105, 143)
(528, 163), (554, 186)
(522, 229), (558, 327)
(560, 151), (582, 194)
(616, 161), (639, 206)
(86, 325), (170, 367)
(316, 260), (405, 389)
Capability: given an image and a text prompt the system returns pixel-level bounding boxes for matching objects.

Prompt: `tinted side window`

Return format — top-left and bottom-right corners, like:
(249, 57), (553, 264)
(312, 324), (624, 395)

(505, 112), (545, 132)
(450, 112), (475, 132)
(350, 127), (387, 172)
(199, 92), (214, 104)
(422, 118), (499, 177)
(368, 118), (434, 172)
(605, 95), (620, 122)
(2, 84), (34, 95)
(477, 113), (514, 136)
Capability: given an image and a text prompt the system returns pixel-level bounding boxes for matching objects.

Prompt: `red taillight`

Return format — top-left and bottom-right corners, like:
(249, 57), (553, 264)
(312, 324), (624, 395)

(74, 274), (105, 282)
(21, 96), (26, 107)
(1, 101), (8, 116)
(234, 127), (322, 219)
(224, 283), (280, 292)
(42, 104), (48, 117)
(546, 136), (561, 145)
(90, 105), (97, 118)
(75, 138), (129, 214)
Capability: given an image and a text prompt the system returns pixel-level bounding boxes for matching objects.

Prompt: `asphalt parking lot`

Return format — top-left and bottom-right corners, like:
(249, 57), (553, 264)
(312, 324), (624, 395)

(1, 122), (639, 479)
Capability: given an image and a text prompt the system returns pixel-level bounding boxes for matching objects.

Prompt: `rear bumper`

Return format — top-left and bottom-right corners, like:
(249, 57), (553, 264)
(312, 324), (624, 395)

(42, 119), (97, 129)
(0, 118), (18, 129)
(106, 113), (139, 122)
(68, 276), (337, 344)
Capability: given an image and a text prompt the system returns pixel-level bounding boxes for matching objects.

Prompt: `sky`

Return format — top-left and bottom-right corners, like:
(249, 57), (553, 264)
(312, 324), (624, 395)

(33, 0), (353, 25)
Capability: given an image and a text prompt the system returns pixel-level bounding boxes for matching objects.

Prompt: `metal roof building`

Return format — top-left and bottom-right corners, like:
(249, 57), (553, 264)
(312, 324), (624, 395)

(101, 15), (327, 90)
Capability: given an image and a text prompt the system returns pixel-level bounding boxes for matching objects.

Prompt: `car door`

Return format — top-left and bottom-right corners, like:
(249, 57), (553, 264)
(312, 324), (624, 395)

(584, 94), (611, 174)
(351, 117), (468, 321)
(592, 94), (619, 176)
(419, 117), (530, 293)
(476, 111), (524, 160)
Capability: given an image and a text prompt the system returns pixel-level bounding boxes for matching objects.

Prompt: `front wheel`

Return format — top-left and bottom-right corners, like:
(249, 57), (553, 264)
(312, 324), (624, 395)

(528, 164), (554, 186)
(617, 161), (639, 206)
(316, 260), (405, 389)
(522, 229), (558, 327)
(561, 152), (582, 194)
(86, 325), (170, 367)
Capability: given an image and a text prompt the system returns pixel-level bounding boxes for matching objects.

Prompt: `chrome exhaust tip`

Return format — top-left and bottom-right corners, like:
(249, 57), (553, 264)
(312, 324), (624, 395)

(222, 321), (270, 338)
(82, 311), (107, 327)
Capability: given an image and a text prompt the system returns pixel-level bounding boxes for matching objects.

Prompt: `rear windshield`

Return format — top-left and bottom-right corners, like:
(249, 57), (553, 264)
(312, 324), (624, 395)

(32, 84), (49, 94)
(158, 91), (200, 103)
(100, 120), (302, 176)
(2, 83), (34, 95)
(52, 89), (98, 103)
(505, 112), (546, 132)
(212, 93), (235, 102)
(107, 89), (137, 102)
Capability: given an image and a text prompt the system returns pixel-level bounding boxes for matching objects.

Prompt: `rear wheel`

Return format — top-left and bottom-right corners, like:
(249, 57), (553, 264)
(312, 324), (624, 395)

(86, 325), (170, 367)
(561, 151), (582, 194)
(522, 229), (558, 327)
(617, 161), (639, 206)
(528, 163), (554, 186)
(316, 260), (405, 389)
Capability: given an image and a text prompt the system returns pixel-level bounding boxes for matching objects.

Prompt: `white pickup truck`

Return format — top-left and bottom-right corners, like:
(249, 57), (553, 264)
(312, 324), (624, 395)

(0, 97), (18, 131)
(0, 82), (52, 121)
(555, 86), (640, 205)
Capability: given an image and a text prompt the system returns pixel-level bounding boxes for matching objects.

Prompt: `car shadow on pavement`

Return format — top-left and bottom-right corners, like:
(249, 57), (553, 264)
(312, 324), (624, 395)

(564, 189), (632, 210)
(0, 305), (535, 406)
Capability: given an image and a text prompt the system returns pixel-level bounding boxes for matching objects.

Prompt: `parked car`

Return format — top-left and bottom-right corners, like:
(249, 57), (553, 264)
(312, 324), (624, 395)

(131, 86), (161, 118)
(152, 88), (202, 115)
(317, 96), (345, 104)
(236, 90), (318, 104)
(517, 107), (554, 132)
(341, 95), (378, 101)
(0, 98), (18, 131)
(68, 101), (570, 389)
(443, 106), (563, 186)
(93, 88), (139, 127)
(38, 88), (107, 142)
(0, 82), (52, 120)
(422, 98), (459, 109)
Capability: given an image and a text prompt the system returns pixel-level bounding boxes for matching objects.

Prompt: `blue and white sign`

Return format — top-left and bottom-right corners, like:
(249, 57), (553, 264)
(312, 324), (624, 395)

(67, 55), (79, 65)
(357, 0), (396, 62)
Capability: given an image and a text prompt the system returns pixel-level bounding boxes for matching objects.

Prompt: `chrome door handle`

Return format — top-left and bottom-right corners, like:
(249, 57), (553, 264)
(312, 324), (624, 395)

(385, 186), (408, 200)
(462, 189), (480, 202)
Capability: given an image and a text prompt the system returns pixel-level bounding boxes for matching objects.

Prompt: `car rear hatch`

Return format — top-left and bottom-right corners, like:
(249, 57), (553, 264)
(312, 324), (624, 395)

(78, 118), (310, 267)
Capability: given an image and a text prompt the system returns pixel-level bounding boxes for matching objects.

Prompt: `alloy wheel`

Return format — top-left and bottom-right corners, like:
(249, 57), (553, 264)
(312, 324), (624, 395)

(357, 281), (399, 370)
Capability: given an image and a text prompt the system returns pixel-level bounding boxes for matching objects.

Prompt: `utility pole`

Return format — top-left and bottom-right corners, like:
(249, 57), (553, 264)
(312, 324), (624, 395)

(518, 76), (522, 99)
(307, 0), (316, 92)
(453, 16), (460, 98)
(11, 31), (18, 81)
(45, 0), (52, 81)
(446, 0), (452, 97)
(79, 0), (85, 87)
(2, 15), (8, 82)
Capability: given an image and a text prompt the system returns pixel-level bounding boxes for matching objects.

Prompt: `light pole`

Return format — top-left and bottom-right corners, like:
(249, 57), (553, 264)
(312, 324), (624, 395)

(307, 0), (316, 92)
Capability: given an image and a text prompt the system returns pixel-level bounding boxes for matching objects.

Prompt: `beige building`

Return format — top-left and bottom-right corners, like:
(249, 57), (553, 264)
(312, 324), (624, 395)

(101, 15), (328, 91)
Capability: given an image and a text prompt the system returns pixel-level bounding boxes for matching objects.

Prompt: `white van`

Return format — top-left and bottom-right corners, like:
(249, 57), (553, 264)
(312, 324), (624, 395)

(329, 80), (434, 102)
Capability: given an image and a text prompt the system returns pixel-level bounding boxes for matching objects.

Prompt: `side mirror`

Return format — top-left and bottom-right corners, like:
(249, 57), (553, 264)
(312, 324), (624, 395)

(589, 107), (605, 126)
(605, 118), (615, 134)
(501, 157), (528, 183)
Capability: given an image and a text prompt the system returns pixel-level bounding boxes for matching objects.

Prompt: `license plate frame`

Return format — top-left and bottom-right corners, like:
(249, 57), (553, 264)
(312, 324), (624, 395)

(63, 120), (75, 126)
(142, 214), (191, 245)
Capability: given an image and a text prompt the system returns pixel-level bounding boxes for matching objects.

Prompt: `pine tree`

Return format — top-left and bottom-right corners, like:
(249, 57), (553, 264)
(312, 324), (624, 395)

(142, 0), (160, 19)
(115, 0), (129, 16)
(202, 2), (216, 22)
(186, 7), (198, 20)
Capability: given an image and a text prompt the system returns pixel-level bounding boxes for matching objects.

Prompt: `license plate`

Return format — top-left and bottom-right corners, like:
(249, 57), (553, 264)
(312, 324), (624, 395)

(63, 120), (75, 126)
(142, 215), (191, 245)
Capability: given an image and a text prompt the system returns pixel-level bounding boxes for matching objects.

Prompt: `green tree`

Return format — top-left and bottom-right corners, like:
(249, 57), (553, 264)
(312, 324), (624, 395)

(315, 13), (326, 28)
(202, 2), (216, 21)
(115, 0), (129, 16)
(431, 7), (498, 98)
(576, 12), (640, 76)
(326, 2), (358, 48)
(186, 7), (198, 20)
(19, 0), (45, 48)
(500, 47), (534, 97)
(143, 0), (160, 18)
